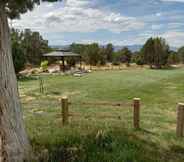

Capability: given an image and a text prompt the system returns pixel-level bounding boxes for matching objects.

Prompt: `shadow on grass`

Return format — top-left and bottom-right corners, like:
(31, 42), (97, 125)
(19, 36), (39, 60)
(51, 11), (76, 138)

(18, 75), (39, 82)
(148, 65), (183, 71)
(140, 128), (158, 136)
(29, 128), (184, 162)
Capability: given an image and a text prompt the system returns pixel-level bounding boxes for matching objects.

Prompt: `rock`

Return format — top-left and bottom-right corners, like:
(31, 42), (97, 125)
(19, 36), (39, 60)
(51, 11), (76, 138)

(73, 73), (83, 77)
(19, 68), (41, 76)
(48, 68), (59, 73)
(87, 70), (92, 73)
(29, 68), (40, 74)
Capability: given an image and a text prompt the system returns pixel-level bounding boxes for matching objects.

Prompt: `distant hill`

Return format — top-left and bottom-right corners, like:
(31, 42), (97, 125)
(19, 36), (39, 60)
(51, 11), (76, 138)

(51, 45), (70, 50)
(114, 45), (178, 52)
(50, 44), (178, 52)
(114, 45), (142, 52)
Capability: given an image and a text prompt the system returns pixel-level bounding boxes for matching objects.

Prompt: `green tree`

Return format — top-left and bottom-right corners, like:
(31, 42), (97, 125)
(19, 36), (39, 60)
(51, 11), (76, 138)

(0, 1), (61, 161)
(70, 43), (86, 54)
(98, 47), (107, 65)
(168, 50), (180, 65)
(141, 38), (155, 68)
(11, 29), (26, 74)
(131, 51), (144, 65)
(105, 43), (114, 62)
(177, 46), (184, 63)
(84, 43), (100, 65)
(71, 43), (113, 65)
(70, 43), (86, 62)
(120, 47), (132, 66)
(112, 51), (121, 65)
(142, 37), (169, 69)
(22, 29), (50, 65)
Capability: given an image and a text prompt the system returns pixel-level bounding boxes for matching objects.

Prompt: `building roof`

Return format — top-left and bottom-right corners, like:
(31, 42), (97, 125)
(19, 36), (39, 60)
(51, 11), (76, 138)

(43, 51), (80, 57)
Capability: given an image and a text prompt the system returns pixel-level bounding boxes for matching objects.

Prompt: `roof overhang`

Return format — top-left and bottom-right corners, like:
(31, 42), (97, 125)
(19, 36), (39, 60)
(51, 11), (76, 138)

(43, 51), (80, 57)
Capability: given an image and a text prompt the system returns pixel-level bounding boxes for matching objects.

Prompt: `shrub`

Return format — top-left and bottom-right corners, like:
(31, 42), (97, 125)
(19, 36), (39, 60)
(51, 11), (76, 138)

(40, 60), (48, 72)
(135, 55), (144, 65)
(112, 61), (120, 66)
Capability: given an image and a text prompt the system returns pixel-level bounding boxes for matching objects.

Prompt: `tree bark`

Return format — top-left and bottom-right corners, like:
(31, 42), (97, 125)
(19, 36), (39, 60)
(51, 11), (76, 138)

(0, 7), (30, 162)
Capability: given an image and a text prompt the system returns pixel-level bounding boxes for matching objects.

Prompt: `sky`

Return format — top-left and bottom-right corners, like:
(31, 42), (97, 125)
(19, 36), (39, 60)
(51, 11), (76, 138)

(12, 0), (184, 47)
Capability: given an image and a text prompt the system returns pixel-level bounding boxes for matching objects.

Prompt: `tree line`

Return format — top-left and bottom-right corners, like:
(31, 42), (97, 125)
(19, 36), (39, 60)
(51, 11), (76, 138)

(12, 30), (184, 73)
(11, 28), (51, 73)
(70, 38), (184, 69)
(70, 43), (132, 66)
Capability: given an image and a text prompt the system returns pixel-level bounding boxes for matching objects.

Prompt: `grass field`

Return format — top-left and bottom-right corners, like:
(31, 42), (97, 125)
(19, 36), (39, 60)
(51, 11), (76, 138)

(19, 67), (184, 162)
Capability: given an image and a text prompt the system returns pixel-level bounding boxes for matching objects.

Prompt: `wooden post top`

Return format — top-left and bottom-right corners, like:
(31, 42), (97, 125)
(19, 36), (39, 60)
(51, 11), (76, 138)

(61, 96), (68, 101)
(178, 103), (184, 107)
(62, 96), (68, 99)
(134, 98), (141, 101)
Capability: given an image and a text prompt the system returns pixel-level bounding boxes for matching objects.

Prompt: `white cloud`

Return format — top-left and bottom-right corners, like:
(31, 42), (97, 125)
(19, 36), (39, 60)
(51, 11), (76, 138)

(161, 0), (184, 2)
(12, 0), (144, 33)
(137, 30), (184, 47)
(168, 23), (184, 30)
(156, 13), (162, 17)
(161, 31), (184, 47)
(64, 0), (90, 7)
(11, 0), (184, 47)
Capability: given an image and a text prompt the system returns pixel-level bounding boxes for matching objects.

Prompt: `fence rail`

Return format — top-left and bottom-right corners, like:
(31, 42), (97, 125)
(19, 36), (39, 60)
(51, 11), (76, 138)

(61, 96), (184, 138)
(61, 96), (141, 130)
(69, 101), (131, 107)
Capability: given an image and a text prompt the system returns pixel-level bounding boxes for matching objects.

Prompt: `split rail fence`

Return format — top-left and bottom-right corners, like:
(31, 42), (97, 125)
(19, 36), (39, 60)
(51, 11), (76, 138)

(60, 97), (184, 138)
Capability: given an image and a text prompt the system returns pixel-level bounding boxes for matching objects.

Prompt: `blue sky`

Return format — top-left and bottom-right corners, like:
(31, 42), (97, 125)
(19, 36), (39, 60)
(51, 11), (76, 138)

(12, 0), (184, 47)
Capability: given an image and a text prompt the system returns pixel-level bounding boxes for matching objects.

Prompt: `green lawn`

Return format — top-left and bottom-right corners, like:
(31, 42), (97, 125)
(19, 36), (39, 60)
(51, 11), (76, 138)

(19, 68), (184, 162)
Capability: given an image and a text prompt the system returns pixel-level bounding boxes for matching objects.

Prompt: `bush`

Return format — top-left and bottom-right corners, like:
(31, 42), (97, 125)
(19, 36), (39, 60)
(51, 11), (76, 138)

(112, 61), (120, 66)
(135, 55), (144, 65)
(112, 51), (121, 65)
(168, 51), (180, 65)
(131, 52), (144, 66)
(40, 60), (48, 72)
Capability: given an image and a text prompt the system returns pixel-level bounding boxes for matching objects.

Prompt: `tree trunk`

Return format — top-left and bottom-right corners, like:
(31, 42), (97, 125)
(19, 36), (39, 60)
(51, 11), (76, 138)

(0, 7), (30, 162)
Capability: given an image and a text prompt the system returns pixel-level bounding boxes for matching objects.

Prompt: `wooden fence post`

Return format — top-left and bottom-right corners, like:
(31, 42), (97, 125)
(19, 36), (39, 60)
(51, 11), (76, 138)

(176, 103), (184, 137)
(39, 76), (44, 94)
(61, 97), (69, 125)
(133, 98), (141, 129)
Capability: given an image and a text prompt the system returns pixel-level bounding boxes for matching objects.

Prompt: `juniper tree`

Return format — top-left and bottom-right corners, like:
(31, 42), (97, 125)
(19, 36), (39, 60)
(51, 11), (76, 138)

(0, 1), (61, 161)
(141, 37), (155, 68)
(141, 37), (169, 69)
(105, 43), (114, 62)
(120, 47), (132, 66)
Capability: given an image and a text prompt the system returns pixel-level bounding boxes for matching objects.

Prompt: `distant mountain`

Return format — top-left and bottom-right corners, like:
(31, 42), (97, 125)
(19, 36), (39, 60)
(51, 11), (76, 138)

(114, 45), (142, 52)
(50, 44), (178, 52)
(114, 45), (178, 52)
(51, 45), (70, 50)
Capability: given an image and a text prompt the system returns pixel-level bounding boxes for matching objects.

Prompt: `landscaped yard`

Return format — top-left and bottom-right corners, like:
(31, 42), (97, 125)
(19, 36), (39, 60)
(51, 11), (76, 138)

(19, 67), (184, 162)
